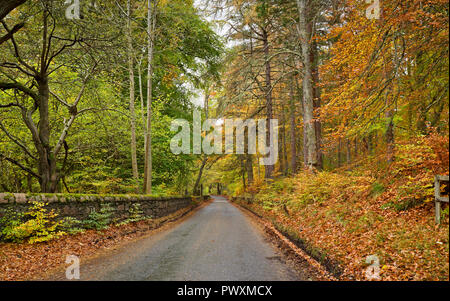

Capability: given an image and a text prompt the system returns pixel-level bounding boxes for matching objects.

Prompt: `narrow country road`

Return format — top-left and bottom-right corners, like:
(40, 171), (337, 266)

(52, 196), (304, 281)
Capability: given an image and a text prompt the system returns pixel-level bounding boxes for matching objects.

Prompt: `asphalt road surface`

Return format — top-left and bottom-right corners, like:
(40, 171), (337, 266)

(52, 196), (303, 281)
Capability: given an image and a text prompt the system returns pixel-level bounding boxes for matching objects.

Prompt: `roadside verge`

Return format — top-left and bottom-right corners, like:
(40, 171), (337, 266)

(230, 196), (339, 281)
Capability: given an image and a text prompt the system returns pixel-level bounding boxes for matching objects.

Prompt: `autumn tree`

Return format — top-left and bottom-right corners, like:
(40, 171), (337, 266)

(0, 0), (113, 192)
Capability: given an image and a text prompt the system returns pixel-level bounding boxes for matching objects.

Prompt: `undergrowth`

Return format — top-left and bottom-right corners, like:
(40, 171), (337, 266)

(234, 132), (449, 280)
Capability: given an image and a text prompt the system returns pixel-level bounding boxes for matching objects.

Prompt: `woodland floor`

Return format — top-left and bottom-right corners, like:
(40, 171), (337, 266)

(233, 172), (449, 281)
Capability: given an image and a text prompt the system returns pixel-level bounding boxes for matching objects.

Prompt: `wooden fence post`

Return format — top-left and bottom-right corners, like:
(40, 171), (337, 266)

(435, 175), (449, 225)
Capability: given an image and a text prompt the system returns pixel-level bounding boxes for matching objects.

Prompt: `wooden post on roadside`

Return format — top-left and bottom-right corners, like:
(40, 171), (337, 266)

(435, 175), (449, 224)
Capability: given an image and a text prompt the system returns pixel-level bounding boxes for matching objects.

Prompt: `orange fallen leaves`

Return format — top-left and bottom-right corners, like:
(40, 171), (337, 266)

(0, 205), (197, 281)
(237, 134), (449, 281)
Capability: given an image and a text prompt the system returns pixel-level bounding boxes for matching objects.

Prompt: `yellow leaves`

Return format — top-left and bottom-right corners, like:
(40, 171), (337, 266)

(320, 0), (449, 151)
(424, 197), (434, 203)
(2, 202), (65, 244)
(159, 0), (170, 7)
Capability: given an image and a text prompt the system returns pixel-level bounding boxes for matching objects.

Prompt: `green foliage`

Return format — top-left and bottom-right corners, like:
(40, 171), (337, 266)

(270, 180), (295, 194)
(262, 200), (275, 211)
(128, 203), (145, 221)
(59, 217), (85, 235)
(349, 212), (384, 233)
(0, 202), (65, 244)
(371, 182), (385, 197)
(116, 203), (148, 226)
(0, 0), (224, 195)
(441, 206), (449, 221)
(0, 207), (24, 242)
(83, 204), (115, 230)
(391, 198), (422, 212)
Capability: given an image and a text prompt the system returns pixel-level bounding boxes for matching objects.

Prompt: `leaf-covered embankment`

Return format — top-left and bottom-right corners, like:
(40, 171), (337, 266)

(233, 134), (449, 281)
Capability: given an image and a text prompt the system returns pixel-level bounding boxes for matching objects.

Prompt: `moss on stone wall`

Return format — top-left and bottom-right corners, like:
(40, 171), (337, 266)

(0, 193), (210, 225)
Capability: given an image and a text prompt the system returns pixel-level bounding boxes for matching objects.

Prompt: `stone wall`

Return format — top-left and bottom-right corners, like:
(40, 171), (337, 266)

(0, 193), (209, 222)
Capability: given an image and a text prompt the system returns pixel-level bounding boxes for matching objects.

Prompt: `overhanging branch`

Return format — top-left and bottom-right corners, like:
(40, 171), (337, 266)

(0, 153), (40, 179)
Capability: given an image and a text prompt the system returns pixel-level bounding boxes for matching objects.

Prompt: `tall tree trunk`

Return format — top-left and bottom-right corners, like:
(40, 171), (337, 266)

(143, 0), (155, 194)
(204, 87), (210, 119)
(36, 77), (58, 193)
(127, 0), (139, 186)
(382, 13), (396, 164)
(337, 136), (342, 168)
(240, 156), (246, 191)
(246, 155), (254, 185)
(193, 157), (207, 195)
(311, 40), (323, 170)
(346, 138), (351, 165)
(192, 87), (211, 195)
(262, 28), (274, 179)
(137, 58), (147, 140)
(295, 73), (305, 168)
(243, 120), (254, 185)
(283, 120), (288, 175)
(279, 103), (286, 175)
(281, 101), (288, 176)
(36, 10), (58, 193)
(289, 75), (297, 174)
(297, 0), (317, 171)
(367, 133), (373, 155)
(414, 51), (427, 134)
(385, 110), (394, 163)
